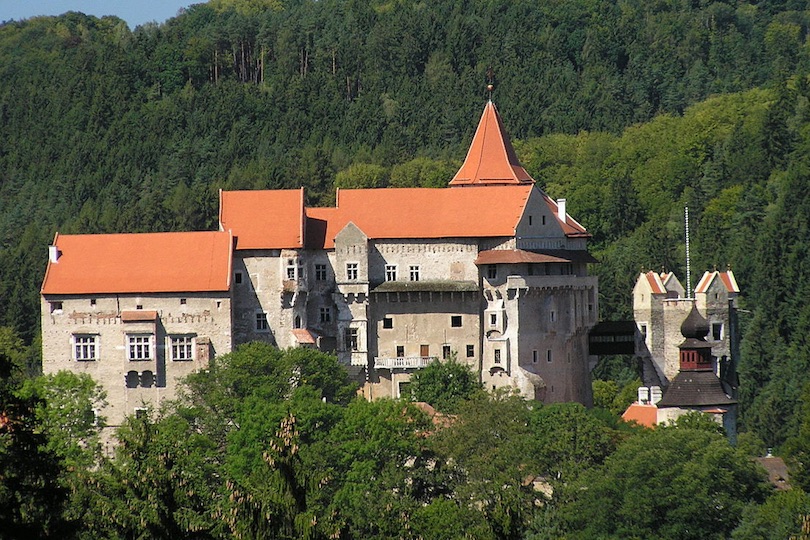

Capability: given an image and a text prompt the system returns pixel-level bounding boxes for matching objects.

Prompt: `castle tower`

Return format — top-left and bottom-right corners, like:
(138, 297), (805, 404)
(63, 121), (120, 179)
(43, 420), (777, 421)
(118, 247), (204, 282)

(655, 304), (737, 438)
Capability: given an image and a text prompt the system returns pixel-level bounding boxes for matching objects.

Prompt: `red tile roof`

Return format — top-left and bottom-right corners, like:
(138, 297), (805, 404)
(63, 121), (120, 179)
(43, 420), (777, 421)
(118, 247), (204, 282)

(120, 310), (158, 322)
(291, 328), (317, 345)
(643, 271), (667, 294)
(695, 270), (739, 294)
(622, 402), (658, 428)
(304, 185), (534, 249)
(41, 231), (233, 295)
(219, 188), (305, 250)
(449, 101), (534, 186)
(474, 248), (598, 265)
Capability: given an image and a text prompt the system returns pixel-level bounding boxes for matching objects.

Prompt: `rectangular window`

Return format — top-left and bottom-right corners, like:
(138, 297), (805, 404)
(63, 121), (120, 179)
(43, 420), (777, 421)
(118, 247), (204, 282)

(550, 311), (556, 322)
(487, 265), (497, 279)
(533, 350), (539, 363)
(171, 336), (193, 361)
(396, 345), (405, 357)
(319, 307), (331, 323)
(385, 264), (397, 281)
(74, 335), (97, 361)
(345, 328), (359, 351)
(346, 263), (358, 281)
(712, 323), (723, 341)
(451, 315), (462, 328)
(443, 345), (451, 359)
(547, 350), (552, 362)
(315, 264), (327, 281)
(50, 301), (63, 313)
(180, 298), (187, 305)
(528, 215), (533, 226)
(286, 259), (297, 280)
(382, 317), (393, 329)
(494, 349), (502, 364)
(90, 298), (97, 306)
(235, 272), (243, 284)
(409, 265), (420, 282)
(256, 312), (269, 331)
(490, 313), (497, 326)
(466, 344), (475, 358)
(420, 344), (429, 357)
(128, 335), (151, 361)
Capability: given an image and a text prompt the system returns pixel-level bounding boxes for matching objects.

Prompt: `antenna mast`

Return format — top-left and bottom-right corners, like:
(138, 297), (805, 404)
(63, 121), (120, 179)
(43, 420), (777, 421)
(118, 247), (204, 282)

(685, 206), (692, 299)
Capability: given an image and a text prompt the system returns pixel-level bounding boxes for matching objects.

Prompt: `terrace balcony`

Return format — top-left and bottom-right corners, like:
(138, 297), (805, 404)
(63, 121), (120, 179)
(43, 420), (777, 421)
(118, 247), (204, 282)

(374, 356), (437, 370)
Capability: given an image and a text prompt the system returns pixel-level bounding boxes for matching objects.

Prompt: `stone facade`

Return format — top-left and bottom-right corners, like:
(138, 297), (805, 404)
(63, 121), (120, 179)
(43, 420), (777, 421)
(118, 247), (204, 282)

(41, 101), (601, 431)
(633, 270), (739, 386)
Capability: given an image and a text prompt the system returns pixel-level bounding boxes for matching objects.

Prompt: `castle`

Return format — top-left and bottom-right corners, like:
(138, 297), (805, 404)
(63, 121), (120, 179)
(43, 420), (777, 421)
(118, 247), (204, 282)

(40, 101), (599, 430)
(624, 270), (739, 434)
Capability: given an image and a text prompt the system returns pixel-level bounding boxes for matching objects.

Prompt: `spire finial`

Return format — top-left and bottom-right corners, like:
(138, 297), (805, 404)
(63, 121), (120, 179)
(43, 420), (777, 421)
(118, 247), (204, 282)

(486, 66), (495, 101)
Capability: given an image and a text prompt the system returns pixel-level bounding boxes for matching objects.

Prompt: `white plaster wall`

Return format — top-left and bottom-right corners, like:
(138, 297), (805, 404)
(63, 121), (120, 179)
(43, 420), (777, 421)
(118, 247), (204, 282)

(41, 292), (231, 429)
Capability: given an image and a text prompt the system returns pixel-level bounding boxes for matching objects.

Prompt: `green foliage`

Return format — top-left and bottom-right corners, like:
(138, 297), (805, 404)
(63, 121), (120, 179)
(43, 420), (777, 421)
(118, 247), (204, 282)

(559, 426), (769, 540)
(334, 163), (388, 189)
(0, 344), (73, 537)
(732, 489), (810, 540)
(16, 371), (107, 469)
(409, 356), (483, 413)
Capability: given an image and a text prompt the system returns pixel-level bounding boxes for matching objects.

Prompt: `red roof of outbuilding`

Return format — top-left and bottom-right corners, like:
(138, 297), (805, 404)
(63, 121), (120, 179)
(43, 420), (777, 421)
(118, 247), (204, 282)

(219, 188), (305, 250)
(449, 101), (534, 186)
(622, 403), (658, 428)
(41, 231), (233, 295)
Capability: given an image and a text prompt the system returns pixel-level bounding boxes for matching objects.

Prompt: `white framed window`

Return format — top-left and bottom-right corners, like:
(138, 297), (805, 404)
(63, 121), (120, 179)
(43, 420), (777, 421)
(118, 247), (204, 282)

(346, 262), (358, 281)
(385, 264), (397, 281)
(315, 264), (327, 281)
(73, 335), (97, 361)
(128, 335), (152, 361)
(256, 312), (269, 331)
(170, 336), (194, 361)
(409, 265), (420, 282)
(319, 307), (331, 323)
(345, 328), (359, 351)
(286, 259), (296, 280)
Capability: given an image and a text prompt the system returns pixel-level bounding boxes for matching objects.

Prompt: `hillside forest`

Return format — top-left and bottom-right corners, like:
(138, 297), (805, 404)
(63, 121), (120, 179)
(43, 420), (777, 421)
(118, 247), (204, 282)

(4, 0), (810, 536)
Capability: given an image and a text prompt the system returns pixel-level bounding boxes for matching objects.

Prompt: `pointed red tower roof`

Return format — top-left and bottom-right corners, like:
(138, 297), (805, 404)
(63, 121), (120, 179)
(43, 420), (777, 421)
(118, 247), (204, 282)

(449, 101), (534, 186)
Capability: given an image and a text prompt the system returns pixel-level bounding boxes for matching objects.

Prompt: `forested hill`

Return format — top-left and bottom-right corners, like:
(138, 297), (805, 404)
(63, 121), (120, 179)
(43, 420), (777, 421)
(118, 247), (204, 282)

(2, 0), (810, 446)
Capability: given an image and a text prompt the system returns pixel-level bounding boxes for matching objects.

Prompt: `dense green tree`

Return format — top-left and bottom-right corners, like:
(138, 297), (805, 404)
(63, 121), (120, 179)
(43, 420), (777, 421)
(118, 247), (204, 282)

(558, 424), (769, 540)
(409, 356), (483, 413)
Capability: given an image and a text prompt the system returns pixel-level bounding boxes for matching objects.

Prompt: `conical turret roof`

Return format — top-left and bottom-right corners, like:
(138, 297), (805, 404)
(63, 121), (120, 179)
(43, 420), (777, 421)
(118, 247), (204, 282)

(449, 101), (534, 186)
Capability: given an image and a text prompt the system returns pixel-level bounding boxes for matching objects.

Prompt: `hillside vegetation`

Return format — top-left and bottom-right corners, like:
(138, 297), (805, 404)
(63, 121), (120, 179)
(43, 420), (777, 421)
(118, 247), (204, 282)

(2, 0), (810, 451)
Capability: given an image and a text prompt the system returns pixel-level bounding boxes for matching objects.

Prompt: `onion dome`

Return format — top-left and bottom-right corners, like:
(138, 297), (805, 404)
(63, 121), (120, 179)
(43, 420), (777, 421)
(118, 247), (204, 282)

(681, 303), (710, 341)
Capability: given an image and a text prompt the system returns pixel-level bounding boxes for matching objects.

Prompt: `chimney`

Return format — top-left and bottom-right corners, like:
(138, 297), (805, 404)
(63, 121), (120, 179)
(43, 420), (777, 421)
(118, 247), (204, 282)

(650, 386), (662, 405)
(48, 245), (60, 263)
(557, 198), (567, 223)
(637, 386), (650, 404)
